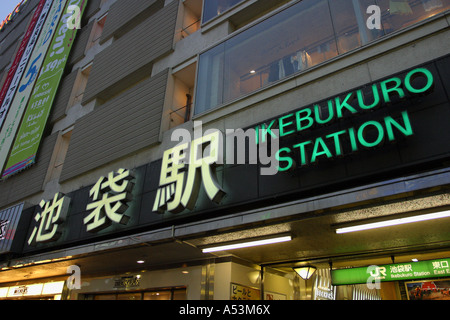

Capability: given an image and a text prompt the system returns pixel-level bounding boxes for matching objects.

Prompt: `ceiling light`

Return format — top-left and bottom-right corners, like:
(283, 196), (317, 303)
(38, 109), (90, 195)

(250, 70), (256, 74)
(335, 210), (450, 234)
(293, 266), (317, 280)
(201, 234), (292, 253)
(137, 260), (145, 264)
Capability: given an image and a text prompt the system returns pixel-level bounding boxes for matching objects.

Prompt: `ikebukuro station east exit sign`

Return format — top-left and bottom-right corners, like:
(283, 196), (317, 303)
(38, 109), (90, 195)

(332, 258), (450, 285)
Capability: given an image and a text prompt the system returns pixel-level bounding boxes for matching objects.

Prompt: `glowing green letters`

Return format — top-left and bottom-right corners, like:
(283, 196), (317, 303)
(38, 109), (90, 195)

(260, 67), (434, 172)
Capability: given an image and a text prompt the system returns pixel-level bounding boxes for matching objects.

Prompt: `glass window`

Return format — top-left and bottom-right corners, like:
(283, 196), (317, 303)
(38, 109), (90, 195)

(172, 288), (187, 300)
(203, 0), (245, 23)
(94, 294), (116, 300)
(195, 0), (450, 115)
(89, 288), (187, 300)
(378, 0), (449, 34)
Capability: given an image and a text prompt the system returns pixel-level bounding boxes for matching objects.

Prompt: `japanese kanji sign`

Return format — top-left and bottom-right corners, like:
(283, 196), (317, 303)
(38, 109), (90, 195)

(153, 131), (225, 213)
(26, 169), (136, 247)
(28, 193), (71, 245)
(84, 168), (135, 232)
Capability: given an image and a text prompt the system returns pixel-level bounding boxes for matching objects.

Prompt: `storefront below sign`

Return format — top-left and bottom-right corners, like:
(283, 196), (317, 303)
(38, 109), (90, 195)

(263, 251), (450, 300)
(0, 281), (64, 300)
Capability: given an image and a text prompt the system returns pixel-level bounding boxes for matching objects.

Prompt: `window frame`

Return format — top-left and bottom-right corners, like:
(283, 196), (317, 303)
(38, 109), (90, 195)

(193, 0), (450, 117)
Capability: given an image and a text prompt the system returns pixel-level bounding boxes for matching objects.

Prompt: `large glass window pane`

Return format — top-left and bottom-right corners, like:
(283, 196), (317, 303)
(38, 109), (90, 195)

(143, 290), (172, 300)
(203, 0), (245, 23)
(93, 294), (116, 300)
(195, 0), (338, 115)
(222, 0), (337, 105)
(378, 0), (450, 34)
(330, 0), (386, 54)
(194, 0), (449, 115)
(195, 43), (225, 115)
(116, 292), (142, 300)
(172, 288), (187, 300)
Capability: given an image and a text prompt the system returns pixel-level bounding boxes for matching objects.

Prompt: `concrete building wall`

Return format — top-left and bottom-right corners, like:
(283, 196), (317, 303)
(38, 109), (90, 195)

(61, 68), (169, 181)
(81, 0), (178, 103)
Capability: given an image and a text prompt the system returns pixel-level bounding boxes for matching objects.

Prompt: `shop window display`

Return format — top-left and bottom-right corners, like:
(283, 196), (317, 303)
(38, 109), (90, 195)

(223, 0), (336, 103)
(195, 0), (449, 115)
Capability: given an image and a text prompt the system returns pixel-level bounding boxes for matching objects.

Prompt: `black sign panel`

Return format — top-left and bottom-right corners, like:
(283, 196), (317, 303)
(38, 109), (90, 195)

(21, 55), (450, 254)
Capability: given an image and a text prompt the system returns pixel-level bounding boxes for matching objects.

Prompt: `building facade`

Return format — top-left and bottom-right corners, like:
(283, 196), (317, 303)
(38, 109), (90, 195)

(0, 0), (448, 301)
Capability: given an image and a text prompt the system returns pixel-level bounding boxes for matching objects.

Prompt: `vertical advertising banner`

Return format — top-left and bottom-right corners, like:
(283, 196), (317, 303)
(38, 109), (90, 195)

(0, 0), (47, 127)
(2, 0), (88, 179)
(0, 0), (66, 176)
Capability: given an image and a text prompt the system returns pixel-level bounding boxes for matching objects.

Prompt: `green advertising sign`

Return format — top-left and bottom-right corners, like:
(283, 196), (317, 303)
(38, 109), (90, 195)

(2, 0), (88, 179)
(332, 258), (450, 285)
